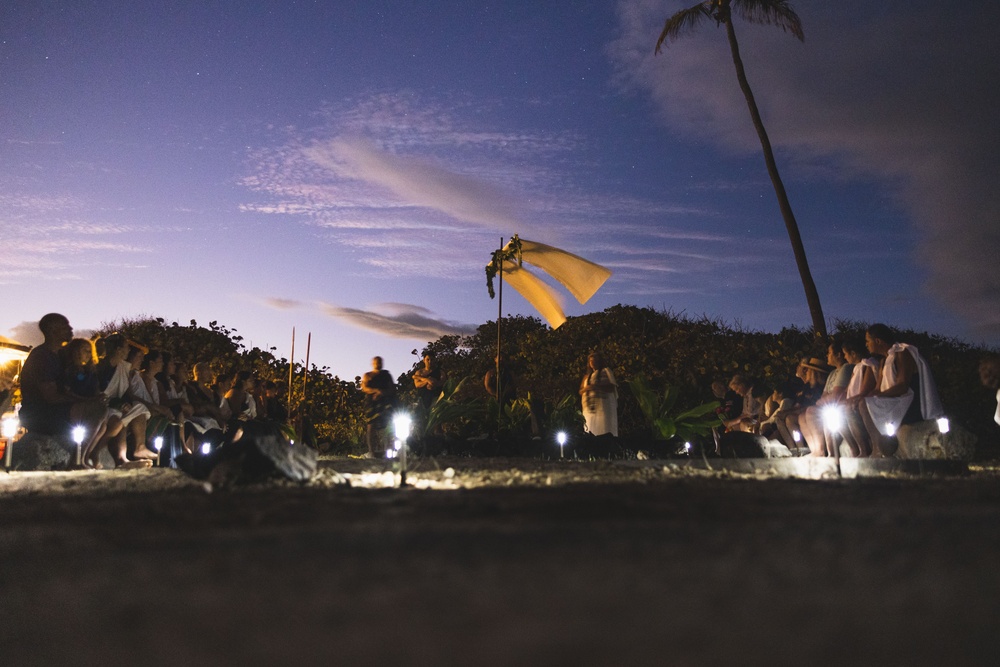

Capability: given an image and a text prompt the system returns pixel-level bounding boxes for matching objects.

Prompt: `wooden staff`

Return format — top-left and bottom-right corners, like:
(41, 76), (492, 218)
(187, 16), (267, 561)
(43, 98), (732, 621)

(287, 327), (295, 427)
(302, 332), (311, 403)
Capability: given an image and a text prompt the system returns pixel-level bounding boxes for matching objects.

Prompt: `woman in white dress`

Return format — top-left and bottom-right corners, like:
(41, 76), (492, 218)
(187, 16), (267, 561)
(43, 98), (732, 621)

(579, 352), (618, 437)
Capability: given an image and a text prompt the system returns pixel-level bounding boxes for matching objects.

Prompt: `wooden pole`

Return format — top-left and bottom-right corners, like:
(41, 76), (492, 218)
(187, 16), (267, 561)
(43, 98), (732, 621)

(287, 327), (295, 427)
(302, 332), (311, 404)
(496, 236), (503, 433)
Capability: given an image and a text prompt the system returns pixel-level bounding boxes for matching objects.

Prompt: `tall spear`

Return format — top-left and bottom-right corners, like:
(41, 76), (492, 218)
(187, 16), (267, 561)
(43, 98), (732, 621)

(287, 327), (295, 427)
(302, 332), (311, 404)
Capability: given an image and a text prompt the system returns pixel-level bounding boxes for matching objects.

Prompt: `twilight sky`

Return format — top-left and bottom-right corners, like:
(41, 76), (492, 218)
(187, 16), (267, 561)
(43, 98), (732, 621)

(3, 1), (998, 379)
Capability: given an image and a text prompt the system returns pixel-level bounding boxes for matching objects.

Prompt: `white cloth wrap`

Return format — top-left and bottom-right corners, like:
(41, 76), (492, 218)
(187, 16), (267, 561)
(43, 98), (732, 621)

(864, 343), (943, 436)
(582, 368), (618, 437)
(102, 362), (150, 426)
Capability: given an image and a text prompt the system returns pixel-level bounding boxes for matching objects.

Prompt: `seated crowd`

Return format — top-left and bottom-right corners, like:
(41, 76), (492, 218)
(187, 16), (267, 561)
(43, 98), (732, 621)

(16, 313), (288, 469)
(718, 323), (946, 458)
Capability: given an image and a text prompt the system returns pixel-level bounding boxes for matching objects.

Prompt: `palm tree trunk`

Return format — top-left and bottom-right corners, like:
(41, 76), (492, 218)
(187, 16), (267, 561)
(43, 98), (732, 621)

(723, 14), (827, 338)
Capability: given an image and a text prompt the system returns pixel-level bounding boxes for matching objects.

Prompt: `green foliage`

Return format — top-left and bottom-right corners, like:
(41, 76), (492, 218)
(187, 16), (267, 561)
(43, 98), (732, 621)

(629, 375), (721, 441)
(424, 377), (483, 437)
(96, 309), (1000, 457)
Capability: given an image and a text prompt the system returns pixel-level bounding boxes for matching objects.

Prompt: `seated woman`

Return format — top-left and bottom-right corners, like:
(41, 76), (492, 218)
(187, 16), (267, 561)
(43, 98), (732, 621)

(758, 382), (797, 447)
(799, 340), (854, 457)
(842, 339), (880, 457)
(60, 338), (113, 468)
(723, 374), (762, 432)
(95, 334), (153, 468)
(858, 324), (944, 458)
(128, 349), (175, 458)
(782, 359), (827, 447)
(183, 362), (227, 452)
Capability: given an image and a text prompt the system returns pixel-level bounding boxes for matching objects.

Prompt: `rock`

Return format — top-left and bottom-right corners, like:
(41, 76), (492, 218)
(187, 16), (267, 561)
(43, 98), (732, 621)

(8, 432), (76, 471)
(251, 435), (317, 482)
(897, 421), (977, 461)
(762, 439), (792, 458)
(176, 434), (317, 484)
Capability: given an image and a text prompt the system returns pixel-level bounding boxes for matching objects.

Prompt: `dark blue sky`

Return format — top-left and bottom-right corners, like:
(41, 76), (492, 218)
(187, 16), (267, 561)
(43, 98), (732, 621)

(3, 1), (998, 377)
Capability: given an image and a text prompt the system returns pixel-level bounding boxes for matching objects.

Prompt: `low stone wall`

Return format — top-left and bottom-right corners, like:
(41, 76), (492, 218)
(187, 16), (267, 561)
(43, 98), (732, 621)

(6, 432), (77, 471)
(897, 421), (977, 461)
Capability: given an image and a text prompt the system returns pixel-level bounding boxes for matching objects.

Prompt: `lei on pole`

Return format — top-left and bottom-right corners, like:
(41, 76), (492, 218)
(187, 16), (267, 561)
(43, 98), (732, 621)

(485, 235), (522, 299)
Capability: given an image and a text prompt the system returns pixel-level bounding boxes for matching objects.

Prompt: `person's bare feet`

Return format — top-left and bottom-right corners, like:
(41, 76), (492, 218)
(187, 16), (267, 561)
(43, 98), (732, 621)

(132, 446), (158, 460)
(116, 458), (153, 470)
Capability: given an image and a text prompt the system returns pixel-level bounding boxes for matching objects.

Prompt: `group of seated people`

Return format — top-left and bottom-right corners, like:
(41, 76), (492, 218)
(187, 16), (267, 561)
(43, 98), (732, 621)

(717, 323), (946, 458)
(16, 313), (288, 469)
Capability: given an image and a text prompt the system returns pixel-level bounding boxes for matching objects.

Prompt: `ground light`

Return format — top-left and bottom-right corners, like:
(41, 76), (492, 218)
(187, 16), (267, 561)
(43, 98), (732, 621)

(792, 430), (801, 443)
(937, 417), (950, 434)
(885, 423), (897, 437)
(72, 426), (86, 467)
(556, 431), (567, 459)
(154, 436), (164, 467)
(3, 416), (18, 469)
(821, 405), (844, 432)
(393, 413), (412, 486)
(201, 442), (211, 455)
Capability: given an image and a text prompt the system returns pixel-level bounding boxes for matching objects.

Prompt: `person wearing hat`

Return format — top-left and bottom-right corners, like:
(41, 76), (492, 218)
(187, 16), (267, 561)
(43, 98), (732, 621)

(781, 358), (828, 450)
(799, 340), (855, 457)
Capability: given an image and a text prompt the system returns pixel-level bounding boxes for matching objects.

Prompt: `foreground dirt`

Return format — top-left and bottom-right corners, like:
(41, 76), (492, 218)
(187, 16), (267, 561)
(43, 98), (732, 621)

(2, 457), (999, 666)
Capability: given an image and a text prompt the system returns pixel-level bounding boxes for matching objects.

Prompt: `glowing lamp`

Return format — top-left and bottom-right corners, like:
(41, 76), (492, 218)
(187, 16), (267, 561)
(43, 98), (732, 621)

(684, 441), (692, 453)
(936, 417), (950, 434)
(792, 430), (801, 443)
(201, 442), (211, 455)
(393, 413), (412, 441)
(2, 417), (17, 439)
(885, 423), (897, 437)
(556, 431), (567, 458)
(821, 405), (844, 432)
(71, 425), (86, 468)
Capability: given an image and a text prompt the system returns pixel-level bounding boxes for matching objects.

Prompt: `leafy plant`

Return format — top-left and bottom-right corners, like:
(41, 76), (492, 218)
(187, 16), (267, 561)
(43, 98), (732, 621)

(629, 375), (721, 442)
(424, 376), (483, 436)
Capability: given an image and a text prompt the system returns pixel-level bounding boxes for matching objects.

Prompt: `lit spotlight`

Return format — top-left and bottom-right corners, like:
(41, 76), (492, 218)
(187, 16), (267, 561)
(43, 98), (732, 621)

(556, 431), (567, 458)
(936, 417), (950, 434)
(201, 442), (211, 455)
(821, 405), (844, 432)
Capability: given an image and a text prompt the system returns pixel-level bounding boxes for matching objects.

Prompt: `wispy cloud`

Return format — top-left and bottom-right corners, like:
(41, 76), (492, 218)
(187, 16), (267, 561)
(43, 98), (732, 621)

(320, 302), (478, 340)
(264, 297), (305, 310)
(239, 92), (706, 281)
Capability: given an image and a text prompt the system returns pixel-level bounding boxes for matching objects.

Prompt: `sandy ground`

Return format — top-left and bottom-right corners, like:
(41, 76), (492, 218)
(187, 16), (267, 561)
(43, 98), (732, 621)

(2, 457), (1000, 666)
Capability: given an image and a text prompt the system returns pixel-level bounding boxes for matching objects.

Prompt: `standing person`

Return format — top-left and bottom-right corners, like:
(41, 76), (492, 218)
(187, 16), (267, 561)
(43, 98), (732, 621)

(980, 354), (1000, 426)
(17, 314), (107, 463)
(579, 352), (618, 437)
(413, 352), (444, 412)
(362, 356), (397, 458)
(484, 353), (515, 406)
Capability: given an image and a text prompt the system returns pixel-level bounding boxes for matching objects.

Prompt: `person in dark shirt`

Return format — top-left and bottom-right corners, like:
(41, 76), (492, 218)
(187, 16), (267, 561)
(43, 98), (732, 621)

(413, 353), (444, 412)
(362, 356), (397, 458)
(18, 314), (108, 464)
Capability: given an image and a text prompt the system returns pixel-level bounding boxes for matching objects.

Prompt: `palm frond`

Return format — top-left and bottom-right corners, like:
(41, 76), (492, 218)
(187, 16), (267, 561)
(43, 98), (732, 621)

(655, 3), (713, 54)
(732, 0), (804, 41)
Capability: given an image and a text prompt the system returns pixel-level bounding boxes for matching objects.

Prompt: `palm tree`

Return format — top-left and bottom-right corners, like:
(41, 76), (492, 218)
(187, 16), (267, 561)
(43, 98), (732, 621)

(656, 0), (826, 337)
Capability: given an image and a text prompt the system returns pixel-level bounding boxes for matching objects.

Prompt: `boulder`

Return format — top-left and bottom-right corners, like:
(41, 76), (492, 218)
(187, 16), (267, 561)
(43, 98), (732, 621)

(8, 432), (76, 471)
(897, 421), (977, 461)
